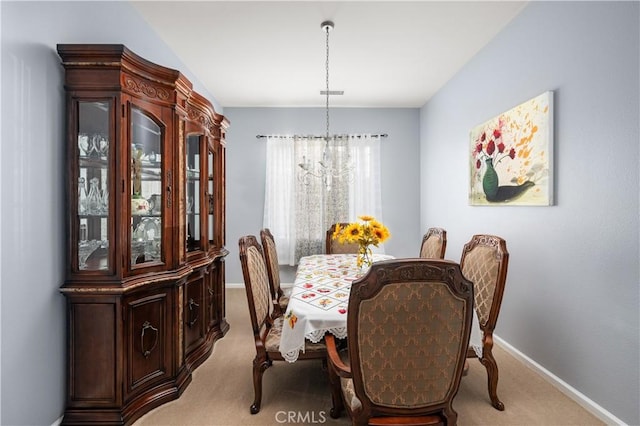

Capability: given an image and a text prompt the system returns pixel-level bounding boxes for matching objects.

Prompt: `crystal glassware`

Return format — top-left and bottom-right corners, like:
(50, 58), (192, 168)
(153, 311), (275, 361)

(78, 177), (88, 214)
(78, 133), (89, 157)
(86, 177), (103, 214)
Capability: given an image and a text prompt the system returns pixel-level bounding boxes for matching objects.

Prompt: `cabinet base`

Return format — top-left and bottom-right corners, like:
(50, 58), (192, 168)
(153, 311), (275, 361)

(62, 324), (227, 426)
(62, 373), (190, 426)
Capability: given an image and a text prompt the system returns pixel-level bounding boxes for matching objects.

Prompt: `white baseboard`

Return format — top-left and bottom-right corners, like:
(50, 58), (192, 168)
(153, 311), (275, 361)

(494, 335), (626, 426)
(226, 282), (244, 289)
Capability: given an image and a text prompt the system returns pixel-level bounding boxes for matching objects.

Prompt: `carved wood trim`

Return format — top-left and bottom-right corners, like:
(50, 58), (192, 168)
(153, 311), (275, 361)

(352, 259), (472, 300)
(123, 75), (171, 101)
(186, 106), (216, 133)
(461, 234), (506, 262)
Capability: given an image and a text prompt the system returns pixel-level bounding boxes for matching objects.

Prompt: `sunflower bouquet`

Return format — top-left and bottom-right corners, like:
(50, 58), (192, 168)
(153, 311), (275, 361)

(332, 215), (391, 269)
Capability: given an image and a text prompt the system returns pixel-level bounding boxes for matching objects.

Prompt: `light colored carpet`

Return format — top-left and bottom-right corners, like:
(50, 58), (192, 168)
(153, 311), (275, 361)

(134, 288), (604, 426)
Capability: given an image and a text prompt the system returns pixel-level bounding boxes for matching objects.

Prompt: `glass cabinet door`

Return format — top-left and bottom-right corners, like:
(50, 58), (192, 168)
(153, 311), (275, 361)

(186, 135), (201, 252)
(207, 148), (215, 246)
(77, 101), (110, 271)
(130, 106), (163, 266)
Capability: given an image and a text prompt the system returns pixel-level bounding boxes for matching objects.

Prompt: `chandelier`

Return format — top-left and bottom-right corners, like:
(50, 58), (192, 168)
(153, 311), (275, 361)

(298, 20), (353, 190)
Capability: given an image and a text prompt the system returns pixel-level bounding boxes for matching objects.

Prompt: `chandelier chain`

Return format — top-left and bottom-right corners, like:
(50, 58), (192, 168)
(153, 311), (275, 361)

(325, 24), (330, 142)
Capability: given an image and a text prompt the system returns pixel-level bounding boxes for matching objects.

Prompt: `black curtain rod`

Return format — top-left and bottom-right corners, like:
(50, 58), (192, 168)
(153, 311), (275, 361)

(256, 133), (388, 140)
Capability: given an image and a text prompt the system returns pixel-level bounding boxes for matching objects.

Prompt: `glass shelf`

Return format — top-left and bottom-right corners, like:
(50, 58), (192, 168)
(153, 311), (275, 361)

(208, 149), (215, 244)
(130, 106), (163, 266)
(76, 101), (110, 271)
(186, 135), (202, 252)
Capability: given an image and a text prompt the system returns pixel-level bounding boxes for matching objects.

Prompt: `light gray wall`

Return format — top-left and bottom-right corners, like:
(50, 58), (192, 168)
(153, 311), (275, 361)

(224, 107), (421, 284)
(420, 2), (639, 424)
(0, 2), (220, 424)
(3, 1), (637, 425)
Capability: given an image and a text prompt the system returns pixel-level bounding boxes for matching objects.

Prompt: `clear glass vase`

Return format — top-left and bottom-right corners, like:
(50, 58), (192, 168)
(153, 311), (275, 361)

(78, 177), (88, 214)
(357, 244), (373, 274)
(86, 177), (103, 214)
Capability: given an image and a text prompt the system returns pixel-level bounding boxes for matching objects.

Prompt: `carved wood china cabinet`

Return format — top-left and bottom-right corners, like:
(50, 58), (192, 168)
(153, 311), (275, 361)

(57, 44), (229, 425)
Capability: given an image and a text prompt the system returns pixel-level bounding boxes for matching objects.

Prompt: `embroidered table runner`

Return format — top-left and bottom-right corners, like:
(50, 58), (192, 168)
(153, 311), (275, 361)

(279, 254), (393, 362)
(279, 253), (482, 362)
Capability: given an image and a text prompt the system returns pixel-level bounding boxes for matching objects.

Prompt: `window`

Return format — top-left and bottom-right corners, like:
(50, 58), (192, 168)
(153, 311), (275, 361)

(264, 134), (383, 265)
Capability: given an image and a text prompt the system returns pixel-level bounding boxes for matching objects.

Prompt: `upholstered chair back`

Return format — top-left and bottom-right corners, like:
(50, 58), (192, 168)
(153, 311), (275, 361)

(260, 228), (289, 315)
(460, 235), (508, 328)
(345, 259), (474, 424)
(326, 223), (360, 254)
(239, 236), (273, 337)
(419, 227), (447, 259)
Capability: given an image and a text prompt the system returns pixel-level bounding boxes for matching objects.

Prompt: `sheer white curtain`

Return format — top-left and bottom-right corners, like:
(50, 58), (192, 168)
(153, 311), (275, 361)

(263, 136), (297, 265)
(264, 134), (383, 265)
(348, 134), (383, 239)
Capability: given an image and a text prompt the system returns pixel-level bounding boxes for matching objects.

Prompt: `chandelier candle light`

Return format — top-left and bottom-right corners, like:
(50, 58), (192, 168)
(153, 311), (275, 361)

(332, 216), (391, 271)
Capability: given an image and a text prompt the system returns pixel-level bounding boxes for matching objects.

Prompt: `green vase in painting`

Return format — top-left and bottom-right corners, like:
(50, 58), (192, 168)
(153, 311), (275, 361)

(482, 158), (499, 200)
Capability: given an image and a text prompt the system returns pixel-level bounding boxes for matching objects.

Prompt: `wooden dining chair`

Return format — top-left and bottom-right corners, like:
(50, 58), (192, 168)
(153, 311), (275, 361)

(260, 228), (289, 317)
(326, 222), (359, 254)
(326, 258), (474, 425)
(238, 235), (327, 414)
(420, 227), (447, 259)
(460, 234), (509, 411)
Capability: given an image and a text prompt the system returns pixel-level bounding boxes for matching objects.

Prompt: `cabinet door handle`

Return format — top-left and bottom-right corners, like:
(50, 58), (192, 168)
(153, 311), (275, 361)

(140, 321), (159, 358)
(208, 193), (214, 215)
(187, 298), (200, 328)
(166, 170), (172, 207)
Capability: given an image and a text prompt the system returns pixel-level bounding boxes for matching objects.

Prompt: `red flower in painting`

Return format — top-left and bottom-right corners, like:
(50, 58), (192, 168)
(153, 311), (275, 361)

(473, 122), (517, 167)
(486, 140), (496, 155)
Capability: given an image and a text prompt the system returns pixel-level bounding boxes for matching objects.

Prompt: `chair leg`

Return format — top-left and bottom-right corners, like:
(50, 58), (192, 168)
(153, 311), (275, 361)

(480, 339), (504, 411)
(327, 360), (344, 418)
(250, 356), (271, 414)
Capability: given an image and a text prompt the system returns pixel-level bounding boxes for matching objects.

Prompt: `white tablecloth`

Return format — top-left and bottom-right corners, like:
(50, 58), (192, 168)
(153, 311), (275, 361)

(279, 254), (482, 362)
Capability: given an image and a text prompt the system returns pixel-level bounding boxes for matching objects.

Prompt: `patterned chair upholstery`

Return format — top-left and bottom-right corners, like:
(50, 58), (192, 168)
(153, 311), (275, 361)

(326, 223), (360, 254)
(239, 236), (326, 414)
(326, 259), (474, 426)
(460, 234), (509, 411)
(420, 227), (447, 259)
(260, 228), (289, 317)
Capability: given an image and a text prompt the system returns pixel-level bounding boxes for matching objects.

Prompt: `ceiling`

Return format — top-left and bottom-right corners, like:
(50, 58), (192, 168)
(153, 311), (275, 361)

(132, 1), (528, 108)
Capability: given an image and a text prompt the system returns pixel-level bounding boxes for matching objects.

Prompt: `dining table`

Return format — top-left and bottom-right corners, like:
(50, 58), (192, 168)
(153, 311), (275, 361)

(279, 253), (483, 362)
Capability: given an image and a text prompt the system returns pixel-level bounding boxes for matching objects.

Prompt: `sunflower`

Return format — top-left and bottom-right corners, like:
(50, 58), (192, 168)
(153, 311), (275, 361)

(369, 220), (383, 230)
(332, 223), (343, 239)
(331, 215), (391, 268)
(373, 227), (390, 243)
(342, 223), (362, 243)
(332, 216), (390, 246)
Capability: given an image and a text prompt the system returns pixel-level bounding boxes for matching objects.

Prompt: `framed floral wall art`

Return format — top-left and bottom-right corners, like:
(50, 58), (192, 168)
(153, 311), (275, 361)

(469, 91), (554, 206)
